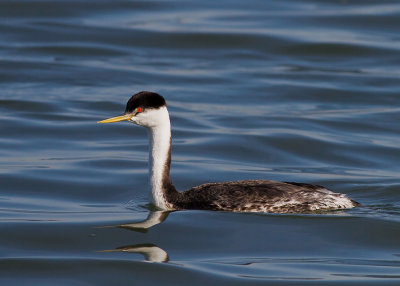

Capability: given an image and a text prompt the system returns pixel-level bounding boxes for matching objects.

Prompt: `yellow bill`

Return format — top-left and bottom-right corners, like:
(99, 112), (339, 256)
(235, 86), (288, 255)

(96, 249), (119, 253)
(98, 114), (132, 123)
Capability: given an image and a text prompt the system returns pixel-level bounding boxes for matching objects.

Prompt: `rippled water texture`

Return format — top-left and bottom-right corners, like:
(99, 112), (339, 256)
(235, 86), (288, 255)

(1, 0), (400, 285)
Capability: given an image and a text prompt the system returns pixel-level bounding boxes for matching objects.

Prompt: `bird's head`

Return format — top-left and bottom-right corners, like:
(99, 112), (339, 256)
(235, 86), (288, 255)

(98, 91), (168, 128)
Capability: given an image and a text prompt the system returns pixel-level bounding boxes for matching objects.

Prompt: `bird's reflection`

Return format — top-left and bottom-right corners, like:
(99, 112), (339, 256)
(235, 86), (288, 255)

(118, 210), (170, 232)
(99, 211), (171, 262)
(102, 243), (169, 263)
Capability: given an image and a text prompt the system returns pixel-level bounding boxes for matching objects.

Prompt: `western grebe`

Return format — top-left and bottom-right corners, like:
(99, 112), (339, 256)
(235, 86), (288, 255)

(98, 91), (360, 213)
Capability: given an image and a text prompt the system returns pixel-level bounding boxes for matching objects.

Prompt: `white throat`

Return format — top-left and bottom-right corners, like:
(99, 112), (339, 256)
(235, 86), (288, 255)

(146, 107), (173, 209)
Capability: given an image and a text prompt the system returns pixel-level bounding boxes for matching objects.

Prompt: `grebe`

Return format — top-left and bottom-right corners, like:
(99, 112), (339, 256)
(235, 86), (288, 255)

(98, 91), (360, 213)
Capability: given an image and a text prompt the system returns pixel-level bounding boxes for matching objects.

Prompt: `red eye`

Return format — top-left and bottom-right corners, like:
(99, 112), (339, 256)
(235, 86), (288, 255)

(137, 107), (143, 113)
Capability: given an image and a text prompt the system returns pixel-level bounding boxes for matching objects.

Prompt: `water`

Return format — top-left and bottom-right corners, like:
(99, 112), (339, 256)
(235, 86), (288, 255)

(1, 0), (400, 284)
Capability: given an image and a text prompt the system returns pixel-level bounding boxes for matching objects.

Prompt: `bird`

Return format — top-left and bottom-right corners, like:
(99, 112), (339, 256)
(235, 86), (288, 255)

(98, 91), (360, 214)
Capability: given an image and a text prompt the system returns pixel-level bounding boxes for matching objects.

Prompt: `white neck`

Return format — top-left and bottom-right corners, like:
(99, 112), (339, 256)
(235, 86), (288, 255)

(146, 107), (174, 210)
